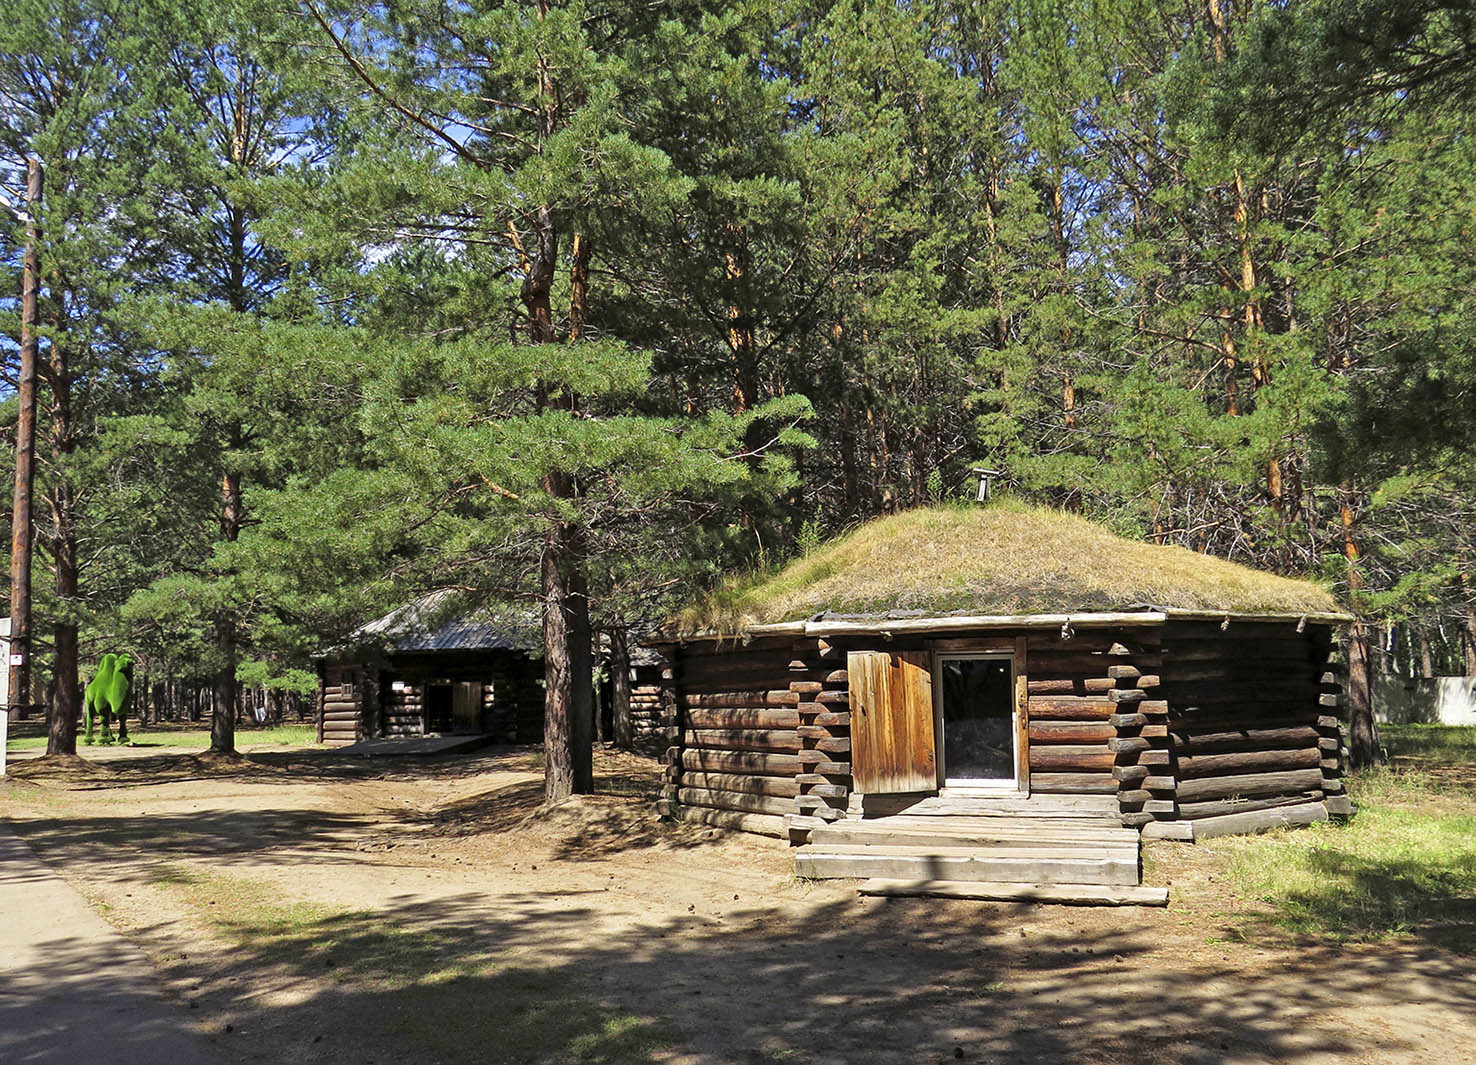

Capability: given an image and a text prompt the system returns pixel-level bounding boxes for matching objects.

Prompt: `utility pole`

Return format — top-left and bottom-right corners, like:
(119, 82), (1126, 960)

(9, 158), (42, 720)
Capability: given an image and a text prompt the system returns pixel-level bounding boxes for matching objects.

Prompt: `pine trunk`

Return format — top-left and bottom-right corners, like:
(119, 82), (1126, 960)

(724, 230), (758, 414)
(8, 158), (41, 722)
(1416, 629), (1436, 679)
(542, 512), (576, 803)
(1345, 620), (1378, 770)
(569, 232), (591, 341)
(50, 614), (78, 757)
(567, 555), (594, 791)
(610, 628), (633, 749)
(212, 471), (242, 754)
(44, 327), (79, 756)
(1464, 613), (1476, 677)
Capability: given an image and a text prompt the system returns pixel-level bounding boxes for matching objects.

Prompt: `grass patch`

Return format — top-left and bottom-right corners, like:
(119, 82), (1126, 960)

(6, 724), (320, 752)
(396, 978), (671, 1065)
(125, 724), (319, 748)
(1208, 772), (1476, 943)
(151, 862), (488, 987)
(1382, 723), (1476, 763)
(678, 500), (1340, 634)
(5, 734), (49, 751)
(149, 863), (669, 1062)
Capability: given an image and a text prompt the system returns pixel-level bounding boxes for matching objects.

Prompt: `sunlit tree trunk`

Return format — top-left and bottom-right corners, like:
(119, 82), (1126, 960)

(43, 338), (79, 756)
(609, 628), (632, 749)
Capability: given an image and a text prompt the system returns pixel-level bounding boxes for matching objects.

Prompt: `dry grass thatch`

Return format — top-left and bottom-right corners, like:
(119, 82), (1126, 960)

(679, 502), (1341, 634)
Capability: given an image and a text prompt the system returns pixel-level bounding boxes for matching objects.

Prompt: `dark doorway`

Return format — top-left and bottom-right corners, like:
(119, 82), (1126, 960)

(936, 656), (1016, 785)
(426, 684), (453, 733)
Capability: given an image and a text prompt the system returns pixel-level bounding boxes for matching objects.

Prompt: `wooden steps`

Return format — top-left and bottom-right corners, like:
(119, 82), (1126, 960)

(795, 842), (1140, 886)
(860, 878), (1169, 906)
(807, 819), (1132, 850)
(793, 794), (1164, 905)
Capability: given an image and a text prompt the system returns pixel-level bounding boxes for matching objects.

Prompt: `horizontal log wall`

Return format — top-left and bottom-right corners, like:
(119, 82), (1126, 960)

(1026, 630), (1162, 806)
(788, 639), (850, 842)
(629, 663), (666, 749)
(661, 639), (801, 838)
(318, 665), (363, 746)
(481, 656), (543, 743)
(380, 680), (425, 738)
(1162, 620), (1338, 826)
(326, 652), (548, 746)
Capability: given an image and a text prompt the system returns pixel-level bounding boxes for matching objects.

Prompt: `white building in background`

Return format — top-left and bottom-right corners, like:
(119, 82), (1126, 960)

(1376, 673), (1476, 726)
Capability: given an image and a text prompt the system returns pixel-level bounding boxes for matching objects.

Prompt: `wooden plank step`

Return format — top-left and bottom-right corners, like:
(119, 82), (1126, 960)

(867, 815), (1135, 835)
(883, 812), (1130, 828)
(814, 822), (1136, 847)
(794, 846), (1140, 886)
(800, 841), (1138, 857)
(859, 879), (1169, 906)
(921, 802), (1119, 814)
(808, 830), (1138, 854)
(901, 803), (1120, 819)
(892, 813), (1124, 828)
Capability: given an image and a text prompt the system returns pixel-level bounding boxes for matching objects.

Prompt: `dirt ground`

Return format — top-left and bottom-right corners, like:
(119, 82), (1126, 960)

(2, 743), (1473, 1065)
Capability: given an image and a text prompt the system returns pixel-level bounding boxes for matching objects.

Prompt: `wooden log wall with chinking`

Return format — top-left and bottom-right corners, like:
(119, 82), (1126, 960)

(1319, 654), (1350, 818)
(659, 639), (805, 838)
(629, 662), (666, 748)
(379, 678), (425, 738)
(485, 656), (545, 742)
(339, 654), (547, 744)
(1023, 628), (1163, 806)
(318, 664), (364, 746)
(1154, 619), (1341, 839)
(787, 639), (852, 842)
(661, 618), (1350, 845)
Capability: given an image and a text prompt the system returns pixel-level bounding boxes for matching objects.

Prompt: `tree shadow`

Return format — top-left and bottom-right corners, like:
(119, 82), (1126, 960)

(9, 746), (1476, 1062)
(9, 743), (589, 789)
(114, 884), (1476, 1065)
(11, 807), (395, 869)
(5, 744), (736, 872)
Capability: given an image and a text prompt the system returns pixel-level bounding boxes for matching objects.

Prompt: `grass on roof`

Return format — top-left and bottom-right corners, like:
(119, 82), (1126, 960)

(680, 501), (1341, 634)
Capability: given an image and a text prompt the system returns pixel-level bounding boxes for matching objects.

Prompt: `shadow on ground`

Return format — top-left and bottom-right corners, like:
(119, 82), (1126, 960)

(9, 746), (1476, 1064)
(102, 884), (1476, 1065)
(2, 745), (729, 874)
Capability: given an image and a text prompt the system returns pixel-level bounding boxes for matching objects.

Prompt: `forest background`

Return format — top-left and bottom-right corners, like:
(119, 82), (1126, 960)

(1, 0), (1473, 778)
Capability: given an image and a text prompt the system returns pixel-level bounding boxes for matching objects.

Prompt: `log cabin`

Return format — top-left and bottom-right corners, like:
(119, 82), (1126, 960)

(627, 644), (671, 750)
(653, 503), (1353, 903)
(315, 593), (544, 747)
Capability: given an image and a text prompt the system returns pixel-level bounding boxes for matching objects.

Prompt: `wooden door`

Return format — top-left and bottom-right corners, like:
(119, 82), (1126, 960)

(849, 650), (937, 793)
(452, 682), (482, 732)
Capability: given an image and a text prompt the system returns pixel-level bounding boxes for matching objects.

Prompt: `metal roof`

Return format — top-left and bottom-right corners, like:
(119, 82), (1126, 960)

(334, 591), (542, 657)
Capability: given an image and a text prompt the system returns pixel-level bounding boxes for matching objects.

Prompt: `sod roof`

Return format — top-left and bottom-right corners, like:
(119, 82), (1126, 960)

(678, 502), (1343, 635)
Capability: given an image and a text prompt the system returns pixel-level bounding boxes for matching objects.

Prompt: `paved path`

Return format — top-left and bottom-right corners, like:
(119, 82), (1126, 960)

(0, 824), (229, 1065)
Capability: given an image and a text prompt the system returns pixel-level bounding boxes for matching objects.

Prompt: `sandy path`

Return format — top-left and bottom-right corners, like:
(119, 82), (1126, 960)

(1, 745), (1471, 1065)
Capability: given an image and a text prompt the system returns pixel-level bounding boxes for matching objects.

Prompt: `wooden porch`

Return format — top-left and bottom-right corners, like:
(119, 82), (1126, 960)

(793, 793), (1169, 905)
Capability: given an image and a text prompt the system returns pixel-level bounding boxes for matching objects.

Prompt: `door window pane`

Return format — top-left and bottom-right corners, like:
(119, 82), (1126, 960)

(939, 658), (1014, 782)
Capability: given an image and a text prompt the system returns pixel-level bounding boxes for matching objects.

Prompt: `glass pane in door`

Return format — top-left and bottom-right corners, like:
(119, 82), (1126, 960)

(938, 658), (1015, 783)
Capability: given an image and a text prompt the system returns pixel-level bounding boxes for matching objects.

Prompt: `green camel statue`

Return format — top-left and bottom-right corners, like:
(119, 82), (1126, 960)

(83, 653), (134, 745)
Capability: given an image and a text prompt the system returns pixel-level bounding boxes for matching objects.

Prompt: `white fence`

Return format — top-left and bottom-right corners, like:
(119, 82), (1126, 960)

(1376, 675), (1476, 726)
